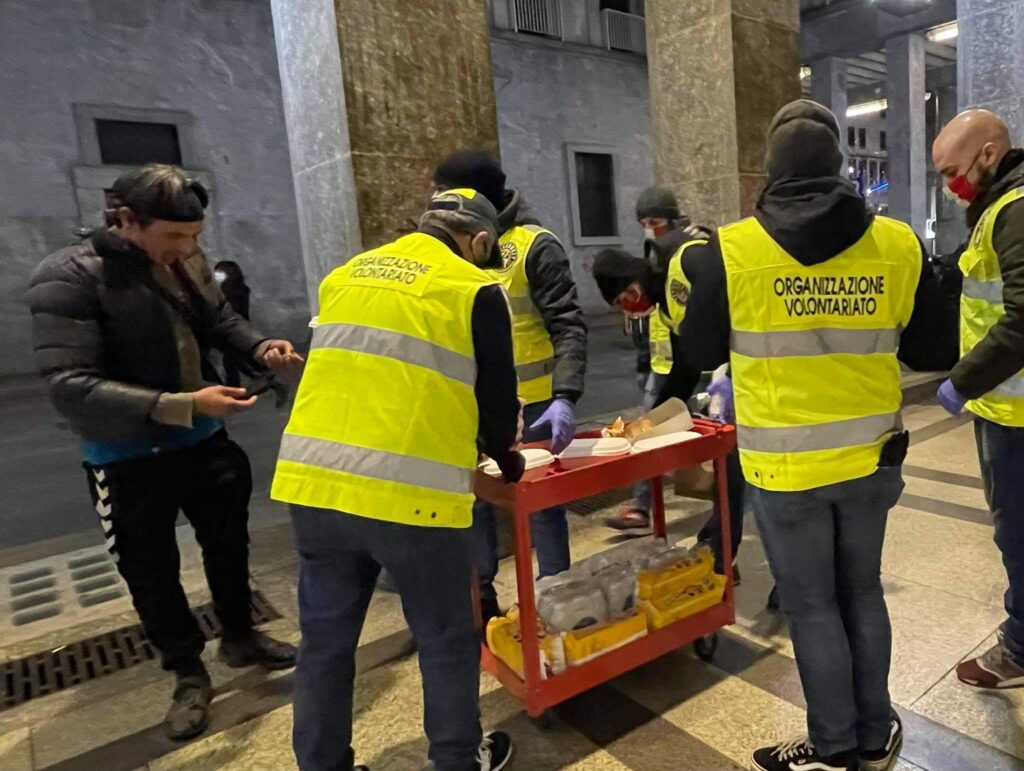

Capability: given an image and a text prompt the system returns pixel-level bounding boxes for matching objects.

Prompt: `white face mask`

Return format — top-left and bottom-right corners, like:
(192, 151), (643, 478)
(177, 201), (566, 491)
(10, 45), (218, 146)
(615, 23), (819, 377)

(213, 270), (227, 283)
(643, 227), (656, 242)
(942, 185), (972, 210)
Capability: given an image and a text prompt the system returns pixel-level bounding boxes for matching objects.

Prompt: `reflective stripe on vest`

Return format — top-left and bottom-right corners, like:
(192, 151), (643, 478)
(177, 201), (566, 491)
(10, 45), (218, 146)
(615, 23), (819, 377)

(492, 224), (558, 404)
(721, 215), (920, 492)
(960, 187), (1024, 426)
(271, 232), (492, 528)
(312, 323), (476, 386)
(278, 434), (472, 495)
(731, 328), (900, 358)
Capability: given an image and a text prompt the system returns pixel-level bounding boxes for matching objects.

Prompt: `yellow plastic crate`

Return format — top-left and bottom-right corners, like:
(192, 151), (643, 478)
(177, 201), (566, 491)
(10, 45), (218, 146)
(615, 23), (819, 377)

(562, 609), (648, 667)
(639, 574), (726, 630)
(486, 614), (564, 678)
(637, 549), (714, 601)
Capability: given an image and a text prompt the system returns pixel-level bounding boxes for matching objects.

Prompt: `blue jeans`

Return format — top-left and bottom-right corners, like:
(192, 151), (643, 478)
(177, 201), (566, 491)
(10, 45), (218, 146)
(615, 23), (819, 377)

(975, 418), (1024, 665)
(751, 466), (904, 757)
(290, 506), (481, 771)
(472, 399), (570, 603)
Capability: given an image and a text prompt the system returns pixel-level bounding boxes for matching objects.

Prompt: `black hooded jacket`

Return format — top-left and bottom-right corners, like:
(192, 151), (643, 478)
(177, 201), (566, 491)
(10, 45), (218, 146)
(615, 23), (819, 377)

(499, 189), (588, 402)
(658, 177), (957, 405)
(951, 149), (1024, 399)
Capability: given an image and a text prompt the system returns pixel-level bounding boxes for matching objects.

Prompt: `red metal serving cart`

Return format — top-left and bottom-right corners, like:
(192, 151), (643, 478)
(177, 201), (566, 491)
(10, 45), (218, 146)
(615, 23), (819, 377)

(474, 418), (738, 718)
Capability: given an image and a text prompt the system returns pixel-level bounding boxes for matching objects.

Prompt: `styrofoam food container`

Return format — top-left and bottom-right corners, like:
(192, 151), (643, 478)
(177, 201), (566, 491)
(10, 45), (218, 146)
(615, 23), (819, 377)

(479, 448), (554, 481)
(632, 431), (702, 452)
(557, 437), (632, 469)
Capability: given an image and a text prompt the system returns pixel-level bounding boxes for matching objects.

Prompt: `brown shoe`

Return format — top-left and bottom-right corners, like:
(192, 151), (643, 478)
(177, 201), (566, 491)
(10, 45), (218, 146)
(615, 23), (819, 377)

(957, 642), (1024, 689)
(603, 508), (652, 537)
(164, 674), (214, 741)
(218, 630), (296, 671)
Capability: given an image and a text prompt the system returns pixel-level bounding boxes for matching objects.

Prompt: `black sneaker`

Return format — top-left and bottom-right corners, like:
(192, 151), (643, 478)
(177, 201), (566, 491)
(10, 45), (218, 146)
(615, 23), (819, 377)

(751, 736), (858, 771)
(860, 713), (903, 771)
(476, 730), (514, 771)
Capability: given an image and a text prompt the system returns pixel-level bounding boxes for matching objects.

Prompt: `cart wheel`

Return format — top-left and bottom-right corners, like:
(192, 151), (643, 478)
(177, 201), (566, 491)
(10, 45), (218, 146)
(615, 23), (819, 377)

(694, 633), (719, 661)
(766, 585), (781, 612)
(530, 710), (555, 730)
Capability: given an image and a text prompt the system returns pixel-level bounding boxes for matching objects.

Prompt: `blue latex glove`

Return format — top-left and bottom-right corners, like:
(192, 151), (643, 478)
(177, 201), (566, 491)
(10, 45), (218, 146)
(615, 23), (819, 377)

(937, 378), (968, 416)
(707, 376), (735, 424)
(531, 397), (576, 454)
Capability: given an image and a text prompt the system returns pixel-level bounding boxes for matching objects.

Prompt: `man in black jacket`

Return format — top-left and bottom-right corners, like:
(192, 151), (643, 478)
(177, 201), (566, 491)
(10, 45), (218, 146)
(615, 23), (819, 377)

(932, 109), (1024, 690)
(434, 151), (588, 620)
(667, 101), (953, 771)
(28, 165), (302, 740)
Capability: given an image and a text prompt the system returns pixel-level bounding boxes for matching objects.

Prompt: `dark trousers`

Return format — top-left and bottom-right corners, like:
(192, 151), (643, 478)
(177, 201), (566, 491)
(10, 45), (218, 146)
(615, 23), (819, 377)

(471, 399), (570, 604)
(697, 448), (747, 570)
(976, 418), (1024, 664)
(752, 466), (903, 756)
(291, 505), (482, 771)
(85, 431), (254, 676)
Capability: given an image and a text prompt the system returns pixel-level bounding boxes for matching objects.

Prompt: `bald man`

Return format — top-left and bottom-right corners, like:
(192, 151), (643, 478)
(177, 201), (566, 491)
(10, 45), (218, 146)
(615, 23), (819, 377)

(933, 109), (1024, 689)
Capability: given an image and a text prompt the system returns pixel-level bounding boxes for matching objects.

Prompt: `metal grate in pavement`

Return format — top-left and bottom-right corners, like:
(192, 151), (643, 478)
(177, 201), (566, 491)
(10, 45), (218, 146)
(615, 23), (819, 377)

(1, 590), (281, 711)
(567, 488), (632, 516)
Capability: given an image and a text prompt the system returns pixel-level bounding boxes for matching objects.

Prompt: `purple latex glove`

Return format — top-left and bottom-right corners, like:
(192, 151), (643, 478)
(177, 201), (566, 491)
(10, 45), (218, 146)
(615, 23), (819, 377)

(707, 376), (735, 424)
(937, 378), (968, 416)
(531, 397), (576, 454)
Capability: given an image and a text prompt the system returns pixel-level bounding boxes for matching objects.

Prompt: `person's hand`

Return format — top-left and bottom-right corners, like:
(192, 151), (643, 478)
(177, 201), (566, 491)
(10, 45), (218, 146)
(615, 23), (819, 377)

(261, 339), (305, 379)
(530, 397), (577, 454)
(937, 378), (968, 416)
(707, 376), (735, 424)
(193, 386), (257, 417)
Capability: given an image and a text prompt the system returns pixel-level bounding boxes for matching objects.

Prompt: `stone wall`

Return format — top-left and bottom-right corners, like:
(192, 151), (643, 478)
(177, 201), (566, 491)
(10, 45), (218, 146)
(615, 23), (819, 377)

(957, 0), (1024, 140)
(0, 0), (308, 376)
(490, 33), (653, 312)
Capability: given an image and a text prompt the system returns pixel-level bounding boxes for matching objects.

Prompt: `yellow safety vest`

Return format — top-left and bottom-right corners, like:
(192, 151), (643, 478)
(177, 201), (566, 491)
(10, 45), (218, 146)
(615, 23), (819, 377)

(491, 225), (558, 405)
(271, 232), (498, 528)
(960, 186), (1024, 426)
(657, 239), (707, 335)
(649, 312), (673, 375)
(721, 216), (920, 492)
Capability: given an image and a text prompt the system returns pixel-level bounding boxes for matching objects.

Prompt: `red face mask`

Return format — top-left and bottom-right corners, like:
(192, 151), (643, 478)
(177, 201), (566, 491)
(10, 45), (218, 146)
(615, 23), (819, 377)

(619, 295), (653, 315)
(943, 148), (987, 207)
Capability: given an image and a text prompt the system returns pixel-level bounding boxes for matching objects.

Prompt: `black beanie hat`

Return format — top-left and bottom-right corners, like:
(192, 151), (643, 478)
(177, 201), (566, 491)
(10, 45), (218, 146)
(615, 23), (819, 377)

(592, 248), (648, 306)
(765, 100), (844, 183)
(432, 150), (507, 212)
(635, 186), (681, 221)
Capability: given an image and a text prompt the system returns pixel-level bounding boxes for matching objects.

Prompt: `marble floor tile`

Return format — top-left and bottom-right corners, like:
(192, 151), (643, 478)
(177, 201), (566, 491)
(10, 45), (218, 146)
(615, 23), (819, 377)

(883, 503), (1005, 608)
(913, 634), (1024, 763)
(907, 422), (983, 477)
(902, 472), (989, 512)
(0, 727), (32, 771)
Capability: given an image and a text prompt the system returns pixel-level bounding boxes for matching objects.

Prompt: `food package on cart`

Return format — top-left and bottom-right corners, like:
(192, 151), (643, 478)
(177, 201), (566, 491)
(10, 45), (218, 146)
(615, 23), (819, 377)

(536, 578), (609, 633)
(637, 547), (714, 601)
(486, 610), (566, 678)
(593, 562), (638, 618)
(639, 574), (727, 630)
(604, 397), (693, 444)
(562, 608), (648, 667)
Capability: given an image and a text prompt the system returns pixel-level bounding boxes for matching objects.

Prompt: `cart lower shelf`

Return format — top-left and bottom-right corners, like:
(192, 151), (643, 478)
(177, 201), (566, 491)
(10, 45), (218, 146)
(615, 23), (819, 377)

(480, 599), (734, 717)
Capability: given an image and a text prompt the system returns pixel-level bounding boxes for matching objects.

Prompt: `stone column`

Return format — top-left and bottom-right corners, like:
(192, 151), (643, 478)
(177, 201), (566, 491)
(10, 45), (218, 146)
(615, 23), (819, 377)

(645, 0), (801, 227)
(271, 0), (363, 307)
(958, 0), (1024, 139)
(272, 0), (501, 292)
(886, 33), (927, 238)
(811, 57), (849, 152)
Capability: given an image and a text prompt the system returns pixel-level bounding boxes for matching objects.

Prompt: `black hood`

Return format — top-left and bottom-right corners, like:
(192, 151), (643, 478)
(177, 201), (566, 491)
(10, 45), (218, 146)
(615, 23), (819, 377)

(967, 148), (1024, 229)
(643, 222), (712, 269)
(498, 188), (541, 235)
(755, 177), (873, 266)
